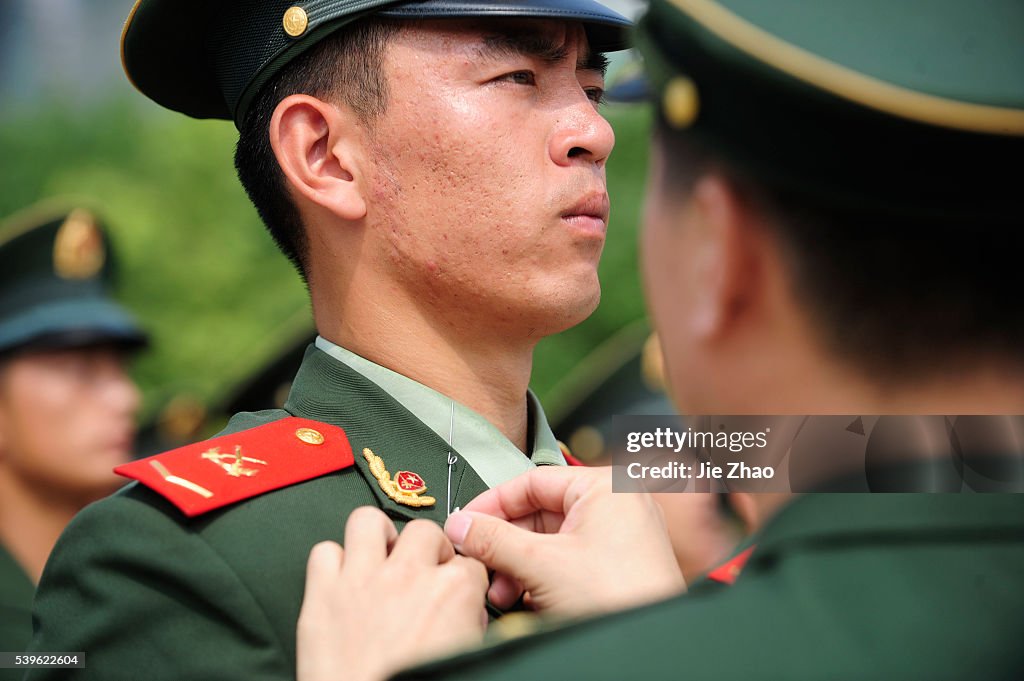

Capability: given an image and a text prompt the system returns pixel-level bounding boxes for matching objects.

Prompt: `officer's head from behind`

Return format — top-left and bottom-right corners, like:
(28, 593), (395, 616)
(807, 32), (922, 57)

(632, 0), (1024, 415)
(122, 1), (630, 352)
(0, 204), (146, 530)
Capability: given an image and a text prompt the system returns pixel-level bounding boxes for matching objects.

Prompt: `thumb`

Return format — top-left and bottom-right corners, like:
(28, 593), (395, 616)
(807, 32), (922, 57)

(445, 511), (548, 579)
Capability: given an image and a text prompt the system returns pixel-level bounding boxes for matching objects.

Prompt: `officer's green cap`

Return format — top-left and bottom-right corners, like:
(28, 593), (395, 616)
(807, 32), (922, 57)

(632, 0), (1024, 218)
(0, 203), (148, 355)
(121, 0), (632, 127)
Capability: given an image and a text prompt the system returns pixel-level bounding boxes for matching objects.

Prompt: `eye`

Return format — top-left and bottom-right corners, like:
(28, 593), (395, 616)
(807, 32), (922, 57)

(497, 71), (536, 86)
(585, 87), (606, 106)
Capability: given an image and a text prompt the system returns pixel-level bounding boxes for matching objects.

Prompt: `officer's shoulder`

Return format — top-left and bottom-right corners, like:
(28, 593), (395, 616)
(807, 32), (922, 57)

(218, 407), (292, 434)
(115, 411), (355, 519)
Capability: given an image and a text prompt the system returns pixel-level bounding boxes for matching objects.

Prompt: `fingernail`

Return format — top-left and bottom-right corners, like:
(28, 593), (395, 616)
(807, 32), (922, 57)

(445, 512), (472, 548)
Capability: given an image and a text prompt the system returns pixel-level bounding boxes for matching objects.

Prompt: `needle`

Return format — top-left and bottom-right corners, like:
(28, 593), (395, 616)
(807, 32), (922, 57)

(446, 401), (459, 518)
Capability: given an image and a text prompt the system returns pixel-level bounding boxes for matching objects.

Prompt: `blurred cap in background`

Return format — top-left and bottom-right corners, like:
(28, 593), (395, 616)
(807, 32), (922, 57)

(0, 201), (148, 356)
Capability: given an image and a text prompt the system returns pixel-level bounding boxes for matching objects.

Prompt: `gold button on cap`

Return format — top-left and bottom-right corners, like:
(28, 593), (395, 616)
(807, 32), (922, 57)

(282, 6), (308, 37)
(663, 76), (700, 129)
(295, 427), (324, 445)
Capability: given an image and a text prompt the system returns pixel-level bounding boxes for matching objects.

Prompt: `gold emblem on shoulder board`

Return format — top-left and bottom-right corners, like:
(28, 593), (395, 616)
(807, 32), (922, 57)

(53, 209), (105, 279)
(201, 445), (268, 477)
(295, 427), (325, 445)
(362, 448), (436, 507)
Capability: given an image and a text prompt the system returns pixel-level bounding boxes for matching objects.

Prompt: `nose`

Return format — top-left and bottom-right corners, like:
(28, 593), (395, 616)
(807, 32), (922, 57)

(549, 97), (616, 169)
(114, 371), (141, 418)
(100, 358), (142, 419)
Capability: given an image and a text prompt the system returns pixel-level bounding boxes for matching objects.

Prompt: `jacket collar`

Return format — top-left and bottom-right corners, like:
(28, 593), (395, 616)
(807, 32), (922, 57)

(284, 344), (490, 524)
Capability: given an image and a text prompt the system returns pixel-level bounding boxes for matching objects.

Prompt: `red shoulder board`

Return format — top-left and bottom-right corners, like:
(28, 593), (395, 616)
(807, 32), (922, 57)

(557, 440), (585, 467)
(706, 546), (756, 585)
(115, 417), (354, 518)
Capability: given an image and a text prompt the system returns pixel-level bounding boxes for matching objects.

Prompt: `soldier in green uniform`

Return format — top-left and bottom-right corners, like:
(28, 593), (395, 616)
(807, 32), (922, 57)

(293, 0), (1024, 679)
(26, 1), (630, 679)
(0, 203), (145, 673)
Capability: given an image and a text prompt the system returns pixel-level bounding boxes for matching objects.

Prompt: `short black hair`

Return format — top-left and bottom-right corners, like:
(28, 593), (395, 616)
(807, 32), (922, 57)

(234, 19), (401, 280)
(653, 115), (1024, 382)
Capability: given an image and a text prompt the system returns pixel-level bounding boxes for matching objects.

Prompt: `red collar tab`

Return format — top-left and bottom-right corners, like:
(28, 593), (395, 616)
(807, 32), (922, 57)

(558, 440), (585, 467)
(706, 546), (756, 585)
(115, 417), (354, 517)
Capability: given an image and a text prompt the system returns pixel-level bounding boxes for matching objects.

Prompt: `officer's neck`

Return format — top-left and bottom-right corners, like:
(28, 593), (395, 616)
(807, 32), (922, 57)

(691, 339), (1024, 414)
(317, 309), (535, 454)
(855, 366), (1024, 414)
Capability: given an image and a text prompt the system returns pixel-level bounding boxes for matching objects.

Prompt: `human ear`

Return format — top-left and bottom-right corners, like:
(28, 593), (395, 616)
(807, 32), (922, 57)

(687, 174), (765, 341)
(269, 94), (367, 222)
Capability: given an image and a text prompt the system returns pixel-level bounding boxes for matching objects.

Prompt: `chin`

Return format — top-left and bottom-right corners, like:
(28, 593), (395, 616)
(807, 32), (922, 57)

(538, 284), (602, 335)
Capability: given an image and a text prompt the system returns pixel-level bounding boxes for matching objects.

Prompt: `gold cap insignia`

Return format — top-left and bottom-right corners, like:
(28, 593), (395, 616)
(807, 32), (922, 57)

(282, 6), (308, 37)
(362, 448), (436, 507)
(663, 76), (700, 129)
(53, 209), (105, 279)
(295, 427), (324, 445)
(158, 394), (207, 442)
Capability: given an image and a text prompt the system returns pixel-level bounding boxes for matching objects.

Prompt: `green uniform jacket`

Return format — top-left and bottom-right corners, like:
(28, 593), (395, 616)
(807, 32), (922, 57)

(401, 494), (1024, 680)
(0, 543), (33, 681)
(26, 346), (502, 680)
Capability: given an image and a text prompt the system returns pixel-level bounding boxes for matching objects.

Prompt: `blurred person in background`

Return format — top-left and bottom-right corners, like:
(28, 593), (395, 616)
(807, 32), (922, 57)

(0, 203), (145, 664)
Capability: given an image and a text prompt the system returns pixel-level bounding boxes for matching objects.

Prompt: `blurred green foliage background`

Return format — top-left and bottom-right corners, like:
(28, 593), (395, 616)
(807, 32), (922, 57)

(0, 99), (653, 420)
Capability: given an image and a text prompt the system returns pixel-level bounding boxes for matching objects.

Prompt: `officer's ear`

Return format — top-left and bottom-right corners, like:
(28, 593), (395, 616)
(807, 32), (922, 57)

(685, 173), (776, 343)
(270, 94), (368, 222)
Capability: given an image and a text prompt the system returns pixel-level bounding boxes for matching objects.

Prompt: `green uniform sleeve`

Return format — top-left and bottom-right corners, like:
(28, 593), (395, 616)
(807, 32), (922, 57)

(25, 487), (292, 681)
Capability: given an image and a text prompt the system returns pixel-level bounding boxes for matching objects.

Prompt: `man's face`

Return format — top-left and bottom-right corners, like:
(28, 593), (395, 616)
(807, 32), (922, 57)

(365, 19), (614, 339)
(0, 345), (141, 502)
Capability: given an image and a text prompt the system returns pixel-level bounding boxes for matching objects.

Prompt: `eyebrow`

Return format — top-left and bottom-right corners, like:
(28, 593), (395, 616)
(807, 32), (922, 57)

(476, 31), (610, 76)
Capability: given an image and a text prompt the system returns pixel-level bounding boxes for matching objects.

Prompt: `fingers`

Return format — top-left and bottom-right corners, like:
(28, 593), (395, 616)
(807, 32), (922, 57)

(445, 510), (548, 580)
(296, 519), (489, 681)
(449, 555), (490, 595)
(487, 572), (524, 610)
(302, 541), (344, 608)
(445, 555), (490, 635)
(389, 518), (456, 565)
(341, 506), (398, 575)
(462, 466), (603, 521)
(306, 541), (343, 580)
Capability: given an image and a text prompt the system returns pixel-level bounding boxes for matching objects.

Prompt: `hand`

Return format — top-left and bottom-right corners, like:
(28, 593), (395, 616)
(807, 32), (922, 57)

(653, 492), (743, 582)
(297, 507), (489, 681)
(444, 466), (685, 618)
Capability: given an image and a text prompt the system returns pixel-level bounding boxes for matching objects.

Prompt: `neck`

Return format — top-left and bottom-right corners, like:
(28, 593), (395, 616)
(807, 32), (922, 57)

(861, 364), (1024, 414)
(0, 473), (82, 584)
(695, 273), (1024, 413)
(706, 330), (1024, 414)
(314, 287), (536, 453)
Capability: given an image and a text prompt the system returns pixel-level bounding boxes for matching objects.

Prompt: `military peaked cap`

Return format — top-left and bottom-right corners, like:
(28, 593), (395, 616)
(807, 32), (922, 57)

(122, 0), (632, 126)
(631, 0), (1024, 218)
(0, 202), (148, 354)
